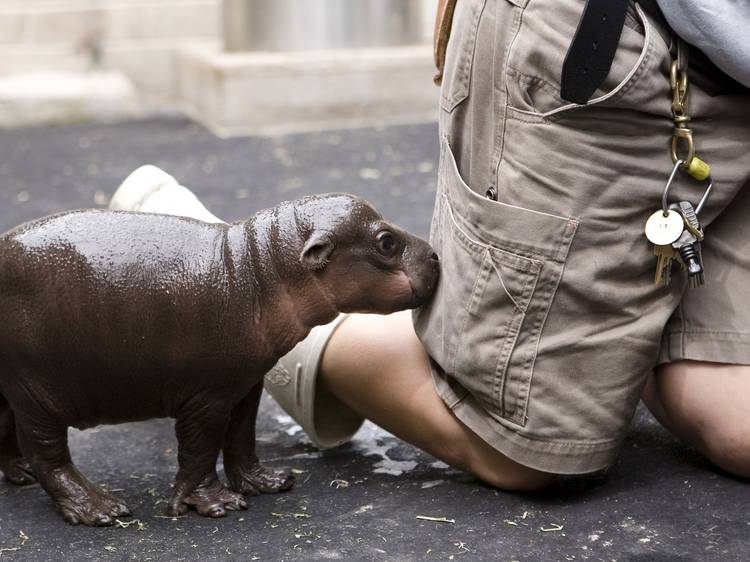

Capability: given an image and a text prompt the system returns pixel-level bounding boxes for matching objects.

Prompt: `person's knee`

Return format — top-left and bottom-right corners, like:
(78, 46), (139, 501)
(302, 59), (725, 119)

(475, 460), (554, 491)
(459, 446), (554, 492)
(700, 423), (750, 478)
(433, 410), (555, 491)
(649, 362), (750, 478)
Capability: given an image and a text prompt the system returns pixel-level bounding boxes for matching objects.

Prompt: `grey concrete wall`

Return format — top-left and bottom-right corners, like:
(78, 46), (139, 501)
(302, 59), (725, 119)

(0, 0), (221, 101)
(0, 0), (439, 130)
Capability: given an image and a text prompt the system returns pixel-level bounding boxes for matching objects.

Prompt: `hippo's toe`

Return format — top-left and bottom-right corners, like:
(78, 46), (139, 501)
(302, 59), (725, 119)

(168, 475), (248, 518)
(56, 489), (130, 527)
(227, 462), (295, 496)
(1, 457), (36, 486)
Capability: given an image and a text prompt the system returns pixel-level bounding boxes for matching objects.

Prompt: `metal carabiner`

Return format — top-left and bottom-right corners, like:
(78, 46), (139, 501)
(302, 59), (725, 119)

(671, 126), (695, 166)
(669, 59), (694, 167)
(670, 60), (688, 116)
(694, 176), (713, 215)
(661, 159), (684, 214)
(661, 159), (713, 216)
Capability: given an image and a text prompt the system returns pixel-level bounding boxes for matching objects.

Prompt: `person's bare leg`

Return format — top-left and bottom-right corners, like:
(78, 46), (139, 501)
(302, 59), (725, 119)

(319, 311), (554, 491)
(643, 362), (750, 478)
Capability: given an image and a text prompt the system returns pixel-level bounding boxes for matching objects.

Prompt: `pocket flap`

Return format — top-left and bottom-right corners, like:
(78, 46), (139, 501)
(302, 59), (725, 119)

(440, 136), (578, 262)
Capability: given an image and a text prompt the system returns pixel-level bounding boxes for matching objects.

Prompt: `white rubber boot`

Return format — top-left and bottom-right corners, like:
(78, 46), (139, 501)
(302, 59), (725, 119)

(109, 165), (223, 224)
(109, 165), (364, 448)
(264, 315), (364, 448)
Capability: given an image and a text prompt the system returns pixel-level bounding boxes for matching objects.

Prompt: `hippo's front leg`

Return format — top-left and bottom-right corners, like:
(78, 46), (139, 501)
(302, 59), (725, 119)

(223, 383), (295, 495)
(168, 406), (247, 517)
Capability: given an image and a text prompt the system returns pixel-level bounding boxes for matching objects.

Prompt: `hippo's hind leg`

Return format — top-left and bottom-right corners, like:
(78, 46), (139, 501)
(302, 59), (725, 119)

(0, 392), (35, 485)
(168, 405), (247, 518)
(13, 411), (129, 526)
(223, 382), (294, 496)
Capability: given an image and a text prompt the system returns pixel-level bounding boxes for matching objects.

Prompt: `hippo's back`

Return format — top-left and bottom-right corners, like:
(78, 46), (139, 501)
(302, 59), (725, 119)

(2, 209), (223, 278)
(0, 210), (239, 418)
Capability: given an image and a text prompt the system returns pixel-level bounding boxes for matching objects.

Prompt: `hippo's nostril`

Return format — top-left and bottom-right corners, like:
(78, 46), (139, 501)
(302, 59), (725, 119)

(430, 252), (439, 262)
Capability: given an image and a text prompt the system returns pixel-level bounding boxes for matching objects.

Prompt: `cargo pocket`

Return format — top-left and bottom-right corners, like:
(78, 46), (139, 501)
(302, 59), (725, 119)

(414, 137), (578, 427)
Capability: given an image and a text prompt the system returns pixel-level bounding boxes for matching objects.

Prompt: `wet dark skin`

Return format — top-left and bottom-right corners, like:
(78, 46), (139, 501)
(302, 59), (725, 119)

(0, 194), (439, 526)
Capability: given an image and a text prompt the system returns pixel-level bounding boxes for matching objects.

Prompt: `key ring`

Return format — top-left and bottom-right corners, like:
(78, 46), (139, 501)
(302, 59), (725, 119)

(661, 159), (713, 216)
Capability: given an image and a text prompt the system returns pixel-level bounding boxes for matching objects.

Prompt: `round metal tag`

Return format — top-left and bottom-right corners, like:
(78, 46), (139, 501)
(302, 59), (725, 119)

(644, 209), (684, 246)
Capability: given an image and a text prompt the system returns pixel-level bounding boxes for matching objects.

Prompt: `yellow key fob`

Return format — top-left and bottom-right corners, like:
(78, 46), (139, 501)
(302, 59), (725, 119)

(686, 157), (711, 181)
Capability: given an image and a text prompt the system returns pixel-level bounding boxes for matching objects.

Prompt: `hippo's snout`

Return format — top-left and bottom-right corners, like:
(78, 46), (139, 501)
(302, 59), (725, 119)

(403, 240), (440, 307)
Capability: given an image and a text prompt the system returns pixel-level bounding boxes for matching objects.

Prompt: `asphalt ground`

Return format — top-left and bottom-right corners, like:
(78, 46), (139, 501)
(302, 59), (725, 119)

(0, 117), (748, 561)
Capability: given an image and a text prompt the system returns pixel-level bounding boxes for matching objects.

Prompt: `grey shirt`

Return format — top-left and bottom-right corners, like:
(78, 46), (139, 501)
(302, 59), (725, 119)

(657, 0), (750, 86)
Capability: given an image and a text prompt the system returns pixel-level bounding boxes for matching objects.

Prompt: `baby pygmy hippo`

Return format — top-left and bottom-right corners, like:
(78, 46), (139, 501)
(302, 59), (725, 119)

(0, 194), (439, 526)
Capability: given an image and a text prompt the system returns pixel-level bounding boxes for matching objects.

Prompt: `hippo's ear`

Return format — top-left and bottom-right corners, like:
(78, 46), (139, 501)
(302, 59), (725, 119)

(300, 231), (336, 270)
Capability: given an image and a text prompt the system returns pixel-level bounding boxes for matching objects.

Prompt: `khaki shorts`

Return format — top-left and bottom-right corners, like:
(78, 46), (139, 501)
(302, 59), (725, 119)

(413, 0), (750, 474)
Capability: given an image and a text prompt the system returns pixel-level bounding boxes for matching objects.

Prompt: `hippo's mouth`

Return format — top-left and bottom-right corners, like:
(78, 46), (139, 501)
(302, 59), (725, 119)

(408, 277), (437, 305)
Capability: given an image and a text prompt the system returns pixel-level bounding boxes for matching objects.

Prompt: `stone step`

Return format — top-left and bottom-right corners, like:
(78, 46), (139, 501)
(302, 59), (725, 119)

(177, 42), (439, 137)
(0, 0), (219, 45)
(0, 70), (140, 128)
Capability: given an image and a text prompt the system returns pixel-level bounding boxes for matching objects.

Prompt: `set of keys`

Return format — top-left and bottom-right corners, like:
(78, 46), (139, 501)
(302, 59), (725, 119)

(647, 201), (704, 287)
(644, 47), (719, 289)
(644, 159), (712, 288)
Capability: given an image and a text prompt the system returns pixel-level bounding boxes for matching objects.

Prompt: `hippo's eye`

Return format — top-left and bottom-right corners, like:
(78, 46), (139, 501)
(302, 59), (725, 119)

(376, 231), (396, 256)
